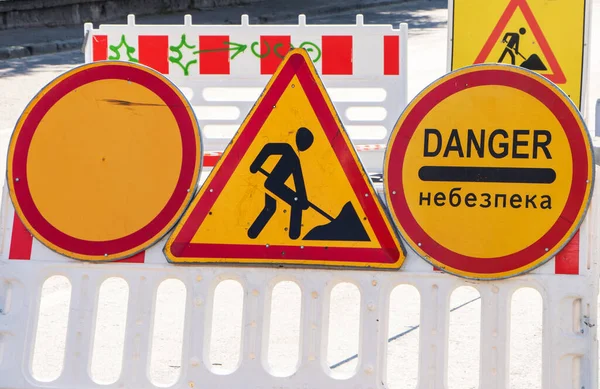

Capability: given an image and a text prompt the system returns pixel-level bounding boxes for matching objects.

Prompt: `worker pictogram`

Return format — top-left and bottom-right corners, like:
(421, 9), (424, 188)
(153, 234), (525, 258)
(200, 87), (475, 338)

(385, 64), (593, 280)
(450, 0), (587, 108)
(165, 49), (404, 269)
(247, 127), (369, 241)
(497, 27), (546, 71)
(474, 0), (564, 82)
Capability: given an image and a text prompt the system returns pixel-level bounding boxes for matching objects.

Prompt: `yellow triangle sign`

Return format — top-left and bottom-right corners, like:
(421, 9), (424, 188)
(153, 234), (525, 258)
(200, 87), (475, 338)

(474, 0), (566, 83)
(165, 49), (405, 269)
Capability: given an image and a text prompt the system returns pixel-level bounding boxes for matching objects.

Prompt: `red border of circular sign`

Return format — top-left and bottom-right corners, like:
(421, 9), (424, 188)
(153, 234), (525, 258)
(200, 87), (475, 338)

(11, 64), (199, 256)
(387, 69), (590, 274)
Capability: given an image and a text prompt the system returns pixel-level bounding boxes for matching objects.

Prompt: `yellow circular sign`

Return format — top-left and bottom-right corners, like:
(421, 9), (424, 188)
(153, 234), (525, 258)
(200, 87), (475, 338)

(8, 61), (202, 261)
(384, 64), (593, 279)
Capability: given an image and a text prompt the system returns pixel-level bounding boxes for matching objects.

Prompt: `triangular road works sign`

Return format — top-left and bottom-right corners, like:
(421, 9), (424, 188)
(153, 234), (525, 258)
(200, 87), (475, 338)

(474, 0), (566, 84)
(165, 49), (405, 269)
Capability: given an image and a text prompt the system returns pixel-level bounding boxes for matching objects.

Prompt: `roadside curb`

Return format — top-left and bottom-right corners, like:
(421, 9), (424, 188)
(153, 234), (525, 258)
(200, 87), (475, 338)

(258, 0), (411, 23)
(0, 38), (81, 60)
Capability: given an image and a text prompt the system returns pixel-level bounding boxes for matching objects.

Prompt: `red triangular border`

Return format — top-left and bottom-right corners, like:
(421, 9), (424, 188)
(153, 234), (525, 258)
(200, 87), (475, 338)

(166, 52), (402, 266)
(474, 0), (567, 84)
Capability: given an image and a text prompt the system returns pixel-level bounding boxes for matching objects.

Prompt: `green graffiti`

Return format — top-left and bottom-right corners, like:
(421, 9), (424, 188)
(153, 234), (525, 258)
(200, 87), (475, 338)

(194, 41), (247, 60)
(250, 41), (270, 58)
(254, 40), (321, 63)
(298, 41), (322, 63)
(163, 34), (322, 76)
(108, 34), (138, 62)
(169, 34), (197, 76)
(272, 43), (287, 59)
(168, 34), (248, 75)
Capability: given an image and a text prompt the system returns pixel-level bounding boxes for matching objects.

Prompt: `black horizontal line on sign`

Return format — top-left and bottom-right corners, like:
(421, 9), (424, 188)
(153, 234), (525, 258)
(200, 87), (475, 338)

(418, 166), (556, 184)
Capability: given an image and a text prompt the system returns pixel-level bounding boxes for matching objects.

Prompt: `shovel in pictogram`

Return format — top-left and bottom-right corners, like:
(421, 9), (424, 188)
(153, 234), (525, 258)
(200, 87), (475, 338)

(498, 28), (547, 72)
(518, 51), (547, 71)
(256, 167), (370, 242)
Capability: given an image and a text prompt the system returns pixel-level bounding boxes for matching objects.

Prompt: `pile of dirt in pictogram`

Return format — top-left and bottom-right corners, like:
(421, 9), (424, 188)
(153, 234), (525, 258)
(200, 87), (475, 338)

(521, 54), (547, 71)
(303, 201), (370, 241)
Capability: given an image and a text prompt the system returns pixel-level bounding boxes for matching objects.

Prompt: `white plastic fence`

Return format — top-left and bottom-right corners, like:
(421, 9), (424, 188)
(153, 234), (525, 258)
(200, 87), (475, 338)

(0, 173), (598, 388)
(82, 14), (408, 172)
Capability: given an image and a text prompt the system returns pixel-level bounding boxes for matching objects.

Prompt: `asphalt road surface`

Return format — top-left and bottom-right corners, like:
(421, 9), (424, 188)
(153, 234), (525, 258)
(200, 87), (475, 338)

(0, 0), (598, 388)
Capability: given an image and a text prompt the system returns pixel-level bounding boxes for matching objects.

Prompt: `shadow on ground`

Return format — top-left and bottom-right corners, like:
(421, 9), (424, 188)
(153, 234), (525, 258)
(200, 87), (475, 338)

(272, 0), (447, 32)
(0, 51), (83, 78)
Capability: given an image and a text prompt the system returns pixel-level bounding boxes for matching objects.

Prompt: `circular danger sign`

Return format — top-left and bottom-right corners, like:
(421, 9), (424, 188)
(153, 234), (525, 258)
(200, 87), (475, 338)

(384, 64), (593, 279)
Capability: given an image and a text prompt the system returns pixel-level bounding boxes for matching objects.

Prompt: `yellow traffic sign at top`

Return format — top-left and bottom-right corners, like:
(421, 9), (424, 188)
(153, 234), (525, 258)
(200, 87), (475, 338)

(450, 0), (587, 108)
(165, 49), (405, 269)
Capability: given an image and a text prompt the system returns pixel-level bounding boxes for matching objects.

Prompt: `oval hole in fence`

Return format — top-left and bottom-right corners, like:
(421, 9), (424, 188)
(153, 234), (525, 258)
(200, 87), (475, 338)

(448, 286), (481, 389)
(209, 279), (244, 374)
(327, 282), (360, 378)
(328, 88), (387, 102)
(203, 87), (262, 102)
(203, 125), (240, 139)
(90, 277), (129, 384)
(386, 284), (420, 389)
(179, 87), (194, 102)
(149, 279), (187, 387)
(345, 107), (387, 121)
(345, 125), (388, 140)
(193, 106), (240, 121)
(31, 275), (72, 382)
(510, 287), (542, 389)
(267, 281), (301, 377)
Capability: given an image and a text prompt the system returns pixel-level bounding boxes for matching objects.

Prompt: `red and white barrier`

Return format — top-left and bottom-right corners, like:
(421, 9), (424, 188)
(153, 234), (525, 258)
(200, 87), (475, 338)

(87, 15), (403, 78)
(84, 14), (408, 172)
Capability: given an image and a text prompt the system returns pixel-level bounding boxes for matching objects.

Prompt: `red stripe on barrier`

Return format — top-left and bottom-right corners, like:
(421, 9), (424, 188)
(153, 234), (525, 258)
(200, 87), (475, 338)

(203, 152), (222, 167)
(322, 36), (353, 75)
(138, 36), (169, 74)
(260, 36), (291, 75)
(355, 144), (386, 151)
(8, 211), (147, 262)
(116, 251), (146, 263)
(384, 35), (400, 75)
(555, 230), (579, 275)
(92, 35), (108, 61)
(9, 213), (32, 260)
(199, 35), (230, 75)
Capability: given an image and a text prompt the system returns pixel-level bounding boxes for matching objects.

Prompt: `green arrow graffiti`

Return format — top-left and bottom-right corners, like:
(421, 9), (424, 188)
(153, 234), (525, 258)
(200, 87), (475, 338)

(167, 34), (322, 76)
(193, 42), (248, 60)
